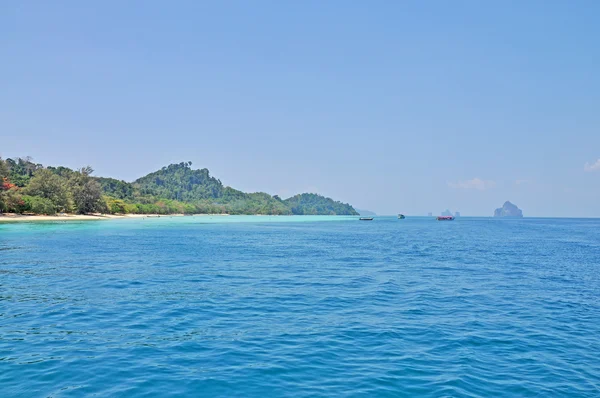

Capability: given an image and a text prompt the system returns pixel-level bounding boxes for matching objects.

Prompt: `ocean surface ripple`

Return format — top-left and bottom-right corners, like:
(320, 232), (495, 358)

(1, 216), (599, 397)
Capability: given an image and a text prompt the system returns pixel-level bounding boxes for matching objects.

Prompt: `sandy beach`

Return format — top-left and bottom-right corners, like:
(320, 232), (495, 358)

(0, 213), (177, 222)
(0, 213), (234, 223)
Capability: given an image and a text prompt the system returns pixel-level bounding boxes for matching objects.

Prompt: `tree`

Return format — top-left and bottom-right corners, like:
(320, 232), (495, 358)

(22, 195), (56, 215)
(0, 178), (24, 213)
(0, 158), (9, 179)
(5, 157), (41, 187)
(70, 167), (107, 214)
(105, 197), (127, 214)
(23, 169), (72, 212)
(47, 165), (76, 179)
(97, 177), (134, 200)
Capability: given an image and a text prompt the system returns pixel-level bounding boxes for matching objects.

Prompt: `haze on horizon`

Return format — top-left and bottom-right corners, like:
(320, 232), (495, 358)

(2, 1), (599, 217)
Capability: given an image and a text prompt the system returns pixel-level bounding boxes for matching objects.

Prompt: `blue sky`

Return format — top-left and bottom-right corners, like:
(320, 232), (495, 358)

(2, 1), (599, 216)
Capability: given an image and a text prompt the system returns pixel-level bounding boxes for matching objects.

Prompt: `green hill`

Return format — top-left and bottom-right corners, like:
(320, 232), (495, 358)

(1, 158), (358, 216)
(133, 162), (224, 201)
(283, 193), (357, 215)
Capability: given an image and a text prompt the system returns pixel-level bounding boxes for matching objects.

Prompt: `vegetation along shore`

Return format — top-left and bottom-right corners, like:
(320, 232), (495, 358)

(0, 158), (358, 217)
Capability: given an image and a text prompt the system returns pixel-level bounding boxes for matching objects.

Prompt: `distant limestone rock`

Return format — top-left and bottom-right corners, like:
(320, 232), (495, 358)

(494, 201), (523, 218)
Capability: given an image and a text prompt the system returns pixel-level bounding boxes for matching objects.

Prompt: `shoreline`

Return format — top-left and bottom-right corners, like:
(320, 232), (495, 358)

(0, 213), (231, 223)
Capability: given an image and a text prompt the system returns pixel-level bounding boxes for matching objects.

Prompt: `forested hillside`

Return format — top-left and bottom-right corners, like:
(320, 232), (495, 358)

(0, 158), (358, 216)
(283, 193), (358, 215)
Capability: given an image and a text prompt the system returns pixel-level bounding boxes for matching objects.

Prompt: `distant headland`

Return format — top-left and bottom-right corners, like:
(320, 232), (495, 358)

(0, 157), (358, 217)
(356, 209), (376, 216)
(494, 201), (523, 218)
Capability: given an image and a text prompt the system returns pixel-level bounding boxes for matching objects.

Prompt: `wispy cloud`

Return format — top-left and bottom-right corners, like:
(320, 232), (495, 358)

(584, 159), (600, 172)
(515, 179), (529, 185)
(447, 178), (496, 191)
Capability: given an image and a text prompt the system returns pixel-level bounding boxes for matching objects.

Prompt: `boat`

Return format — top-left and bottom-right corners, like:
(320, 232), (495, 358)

(436, 216), (454, 221)
(359, 217), (374, 221)
(398, 214), (405, 219)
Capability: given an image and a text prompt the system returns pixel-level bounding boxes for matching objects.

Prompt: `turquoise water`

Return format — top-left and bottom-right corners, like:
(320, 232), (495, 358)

(1, 216), (599, 397)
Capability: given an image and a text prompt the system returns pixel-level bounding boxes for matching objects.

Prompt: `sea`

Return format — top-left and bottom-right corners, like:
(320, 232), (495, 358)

(1, 216), (599, 397)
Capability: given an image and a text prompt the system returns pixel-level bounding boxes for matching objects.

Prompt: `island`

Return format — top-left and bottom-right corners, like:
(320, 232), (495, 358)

(356, 209), (376, 216)
(494, 201), (523, 218)
(0, 157), (358, 217)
